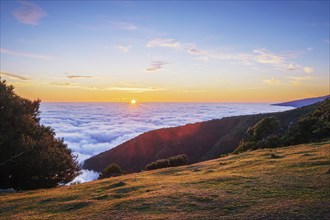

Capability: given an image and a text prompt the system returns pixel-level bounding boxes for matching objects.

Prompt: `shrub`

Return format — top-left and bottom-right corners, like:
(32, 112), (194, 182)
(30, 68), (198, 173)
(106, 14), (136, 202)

(99, 163), (123, 179)
(0, 80), (80, 190)
(145, 154), (189, 170)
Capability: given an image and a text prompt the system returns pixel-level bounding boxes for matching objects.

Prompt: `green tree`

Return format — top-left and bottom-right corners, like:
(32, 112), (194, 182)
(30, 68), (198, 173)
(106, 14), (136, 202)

(0, 80), (80, 190)
(235, 116), (281, 153)
(282, 98), (330, 145)
(99, 163), (123, 179)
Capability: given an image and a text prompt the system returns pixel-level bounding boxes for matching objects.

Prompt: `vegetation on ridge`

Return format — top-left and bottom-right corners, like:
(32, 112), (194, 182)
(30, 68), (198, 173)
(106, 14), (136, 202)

(235, 99), (330, 153)
(145, 154), (189, 170)
(99, 163), (124, 179)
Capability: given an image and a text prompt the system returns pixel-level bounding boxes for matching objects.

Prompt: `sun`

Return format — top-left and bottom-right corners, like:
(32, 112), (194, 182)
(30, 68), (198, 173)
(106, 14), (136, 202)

(130, 99), (137, 105)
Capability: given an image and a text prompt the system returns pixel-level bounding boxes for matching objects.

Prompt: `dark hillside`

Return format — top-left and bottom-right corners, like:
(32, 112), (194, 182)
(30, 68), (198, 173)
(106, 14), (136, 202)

(84, 102), (319, 173)
(273, 95), (329, 107)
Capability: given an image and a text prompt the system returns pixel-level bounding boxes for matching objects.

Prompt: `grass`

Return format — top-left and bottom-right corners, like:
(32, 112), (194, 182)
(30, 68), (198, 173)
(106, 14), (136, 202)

(1, 143), (329, 219)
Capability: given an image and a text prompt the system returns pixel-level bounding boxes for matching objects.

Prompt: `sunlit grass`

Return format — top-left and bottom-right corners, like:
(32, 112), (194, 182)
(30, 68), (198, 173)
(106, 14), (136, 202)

(1, 143), (329, 219)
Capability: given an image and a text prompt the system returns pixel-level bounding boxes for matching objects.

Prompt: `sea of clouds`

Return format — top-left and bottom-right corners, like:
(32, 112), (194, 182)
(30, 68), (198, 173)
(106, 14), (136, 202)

(39, 102), (294, 182)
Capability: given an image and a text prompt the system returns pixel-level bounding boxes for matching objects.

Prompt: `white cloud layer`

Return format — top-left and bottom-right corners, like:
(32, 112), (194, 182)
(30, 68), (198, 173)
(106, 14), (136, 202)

(40, 103), (293, 182)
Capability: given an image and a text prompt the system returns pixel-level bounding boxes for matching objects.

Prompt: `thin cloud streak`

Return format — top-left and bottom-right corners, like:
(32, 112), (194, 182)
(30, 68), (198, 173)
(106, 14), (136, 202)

(109, 21), (137, 30)
(0, 48), (53, 60)
(146, 38), (181, 48)
(47, 81), (164, 93)
(145, 61), (167, 72)
(67, 75), (93, 79)
(0, 71), (30, 80)
(13, 0), (47, 25)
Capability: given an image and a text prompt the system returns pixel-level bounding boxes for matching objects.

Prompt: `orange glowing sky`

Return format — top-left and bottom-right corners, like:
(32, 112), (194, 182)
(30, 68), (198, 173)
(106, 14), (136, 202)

(1, 1), (329, 102)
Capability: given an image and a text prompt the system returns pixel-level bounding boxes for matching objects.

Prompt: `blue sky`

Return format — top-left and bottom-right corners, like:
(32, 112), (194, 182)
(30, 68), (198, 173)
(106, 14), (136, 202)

(0, 1), (329, 102)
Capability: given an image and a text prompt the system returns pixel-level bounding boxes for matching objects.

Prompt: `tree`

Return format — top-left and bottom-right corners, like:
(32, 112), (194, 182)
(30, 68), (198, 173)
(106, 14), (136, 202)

(0, 80), (80, 190)
(99, 163), (123, 179)
(235, 116), (281, 153)
(282, 98), (330, 145)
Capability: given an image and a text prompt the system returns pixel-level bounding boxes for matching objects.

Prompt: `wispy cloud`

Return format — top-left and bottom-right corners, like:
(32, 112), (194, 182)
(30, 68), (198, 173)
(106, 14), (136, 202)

(0, 71), (30, 80)
(287, 63), (300, 71)
(252, 49), (284, 64)
(303, 66), (314, 74)
(0, 48), (53, 60)
(146, 37), (315, 74)
(145, 61), (167, 72)
(47, 81), (164, 93)
(324, 39), (330, 44)
(263, 78), (281, 86)
(187, 47), (205, 55)
(13, 0), (47, 25)
(109, 21), (137, 30)
(116, 44), (132, 53)
(66, 75), (93, 79)
(287, 75), (313, 87)
(146, 38), (181, 48)
(101, 86), (165, 93)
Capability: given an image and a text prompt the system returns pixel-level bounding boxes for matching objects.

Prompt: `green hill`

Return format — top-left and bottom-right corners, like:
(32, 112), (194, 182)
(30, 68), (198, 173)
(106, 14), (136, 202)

(1, 142), (329, 219)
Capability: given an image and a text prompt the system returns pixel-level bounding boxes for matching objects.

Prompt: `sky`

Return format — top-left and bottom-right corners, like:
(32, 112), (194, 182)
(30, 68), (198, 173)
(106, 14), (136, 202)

(0, 0), (329, 102)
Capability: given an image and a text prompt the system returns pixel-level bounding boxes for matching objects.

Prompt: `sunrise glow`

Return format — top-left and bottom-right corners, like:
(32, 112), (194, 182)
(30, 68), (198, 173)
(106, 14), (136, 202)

(0, 1), (329, 102)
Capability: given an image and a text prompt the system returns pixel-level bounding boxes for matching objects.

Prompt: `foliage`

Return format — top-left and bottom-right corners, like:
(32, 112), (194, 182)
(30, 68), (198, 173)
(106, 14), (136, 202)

(282, 98), (330, 145)
(99, 163), (123, 179)
(0, 80), (80, 190)
(235, 117), (281, 153)
(235, 99), (330, 154)
(145, 154), (189, 170)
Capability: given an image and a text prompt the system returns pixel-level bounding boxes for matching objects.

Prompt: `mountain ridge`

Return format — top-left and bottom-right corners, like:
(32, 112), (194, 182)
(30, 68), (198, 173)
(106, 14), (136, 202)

(84, 102), (319, 173)
(273, 94), (329, 107)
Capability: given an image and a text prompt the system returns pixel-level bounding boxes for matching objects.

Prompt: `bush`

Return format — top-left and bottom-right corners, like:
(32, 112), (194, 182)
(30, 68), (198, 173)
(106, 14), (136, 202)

(0, 80), (80, 190)
(145, 154), (189, 170)
(98, 163), (123, 179)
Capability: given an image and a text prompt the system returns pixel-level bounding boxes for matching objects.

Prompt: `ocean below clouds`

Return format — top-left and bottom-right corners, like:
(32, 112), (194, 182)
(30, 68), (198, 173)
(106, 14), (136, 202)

(40, 102), (294, 182)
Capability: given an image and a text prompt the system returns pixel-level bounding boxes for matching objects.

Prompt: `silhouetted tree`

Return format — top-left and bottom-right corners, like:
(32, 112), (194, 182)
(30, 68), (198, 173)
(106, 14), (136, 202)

(0, 80), (80, 190)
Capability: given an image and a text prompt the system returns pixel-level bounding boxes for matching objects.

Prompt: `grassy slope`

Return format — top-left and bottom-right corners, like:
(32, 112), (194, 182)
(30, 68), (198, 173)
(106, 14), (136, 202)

(1, 142), (330, 220)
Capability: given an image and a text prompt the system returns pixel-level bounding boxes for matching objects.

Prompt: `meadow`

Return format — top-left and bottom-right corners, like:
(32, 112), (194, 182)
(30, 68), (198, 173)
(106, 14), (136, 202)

(1, 142), (329, 220)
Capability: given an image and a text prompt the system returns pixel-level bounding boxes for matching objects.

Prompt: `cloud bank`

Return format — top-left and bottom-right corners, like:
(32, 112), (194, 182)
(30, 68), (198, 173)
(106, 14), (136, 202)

(13, 1), (47, 25)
